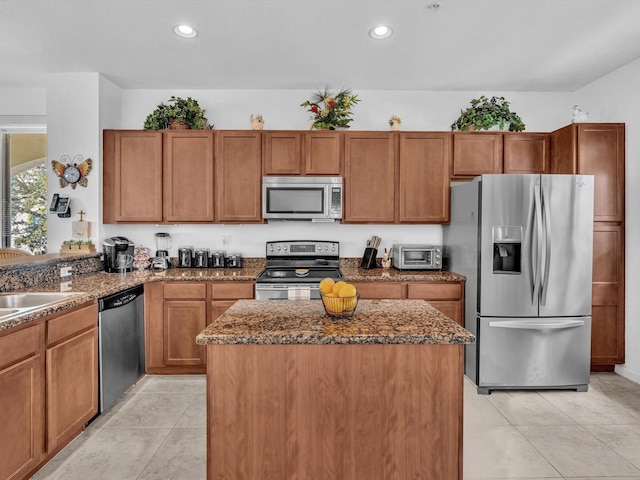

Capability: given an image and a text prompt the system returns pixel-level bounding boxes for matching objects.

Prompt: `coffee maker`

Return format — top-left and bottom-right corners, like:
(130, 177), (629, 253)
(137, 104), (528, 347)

(103, 236), (135, 273)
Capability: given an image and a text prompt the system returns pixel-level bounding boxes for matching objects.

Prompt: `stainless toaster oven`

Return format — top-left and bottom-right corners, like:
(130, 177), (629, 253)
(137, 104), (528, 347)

(392, 244), (442, 270)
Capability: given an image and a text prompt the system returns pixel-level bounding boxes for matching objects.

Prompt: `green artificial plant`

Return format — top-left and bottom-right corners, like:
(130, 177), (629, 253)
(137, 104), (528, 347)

(143, 96), (210, 130)
(451, 95), (525, 132)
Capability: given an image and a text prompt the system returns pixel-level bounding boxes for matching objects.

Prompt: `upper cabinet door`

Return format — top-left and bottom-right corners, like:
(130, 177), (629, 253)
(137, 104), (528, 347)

(105, 130), (163, 223)
(304, 131), (343, 175)
(551, 123), (625, 223)
(215, 131), (263, 223)
(163, 131), (215, 222)
(344, 132), (396, 223)
(452, 132), (503, 177)
(398, 132), (451, 223)
(577, 124), (625, 223)
(263, 131), (302, 175)
(503, 133), (550, 174)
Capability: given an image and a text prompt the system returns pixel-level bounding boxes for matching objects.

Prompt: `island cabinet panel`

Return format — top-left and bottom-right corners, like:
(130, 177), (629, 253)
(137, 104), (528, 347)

(304, 131), (343, 175)
(0, 324), (45, 480)
(591, 223), (625, 367)
(398, 132), (452, 223)
(263, 131), (302, 175)
(452, 132), (503, 177)
(207, 343), (463, 480)
(45, 304), (99, 452)
(503, 133), (550, 174)
(215, 131), (263, 223)
(344, 132), (396, 223)
(163, 131), (215, 222)
(104, 130), (163, 223)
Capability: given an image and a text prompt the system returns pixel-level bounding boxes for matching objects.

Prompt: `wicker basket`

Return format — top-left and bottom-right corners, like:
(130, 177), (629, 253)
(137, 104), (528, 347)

(169, 119), (190, 130)
(320, 293), (359, 319)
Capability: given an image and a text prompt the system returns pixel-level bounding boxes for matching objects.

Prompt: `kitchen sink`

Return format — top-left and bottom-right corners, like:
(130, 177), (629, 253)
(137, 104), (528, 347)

(0, 308), (21, 319)
(0, 292), (84, 309)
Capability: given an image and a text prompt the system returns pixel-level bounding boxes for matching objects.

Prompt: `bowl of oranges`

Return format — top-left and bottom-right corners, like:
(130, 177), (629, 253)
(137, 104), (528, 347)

(319, 278), (359, 318)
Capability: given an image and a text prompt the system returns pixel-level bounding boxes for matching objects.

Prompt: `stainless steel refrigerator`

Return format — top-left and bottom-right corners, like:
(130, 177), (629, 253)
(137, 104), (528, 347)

(444, 174), (594, 394)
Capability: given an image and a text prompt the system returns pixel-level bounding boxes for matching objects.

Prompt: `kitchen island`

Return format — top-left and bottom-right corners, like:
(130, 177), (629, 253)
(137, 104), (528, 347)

(196, 299), (475, 480)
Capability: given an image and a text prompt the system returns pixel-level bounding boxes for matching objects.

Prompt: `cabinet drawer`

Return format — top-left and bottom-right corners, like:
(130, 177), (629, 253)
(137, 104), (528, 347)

(47, 303), (98, 346)
(351, 282), (404, 299)
(407, 282), (463, 301)
(164, 283), (207, 299)
(210, 282), (254, 300)
(0, 323), (43, 370)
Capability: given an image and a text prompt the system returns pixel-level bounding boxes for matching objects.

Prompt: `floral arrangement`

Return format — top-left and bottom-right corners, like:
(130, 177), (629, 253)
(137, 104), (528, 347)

(300, 88), (360, 130)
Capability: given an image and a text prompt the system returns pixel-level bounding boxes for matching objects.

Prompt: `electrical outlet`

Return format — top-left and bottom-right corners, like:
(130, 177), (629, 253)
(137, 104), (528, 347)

(60, 266), (73, 278)
(60, 281), (72, 291)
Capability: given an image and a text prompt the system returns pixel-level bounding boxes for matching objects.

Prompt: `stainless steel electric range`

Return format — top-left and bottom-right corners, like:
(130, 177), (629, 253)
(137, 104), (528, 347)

(255, 240), (343, 300)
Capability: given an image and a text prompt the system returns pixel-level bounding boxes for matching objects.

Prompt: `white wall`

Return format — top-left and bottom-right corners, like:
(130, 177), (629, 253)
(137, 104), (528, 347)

(106, 88), (575, 257)
(0, 87), (46, 126)
(574, 56), (640, 383)
(46, 73), (103, 251)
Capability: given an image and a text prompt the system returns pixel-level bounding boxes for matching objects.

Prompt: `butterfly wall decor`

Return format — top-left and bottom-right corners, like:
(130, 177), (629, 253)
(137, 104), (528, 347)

(51, 155), (92, 189)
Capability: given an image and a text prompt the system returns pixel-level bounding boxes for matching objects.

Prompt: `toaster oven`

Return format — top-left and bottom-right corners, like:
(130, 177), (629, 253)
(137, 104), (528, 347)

(392, 244), (442, 270)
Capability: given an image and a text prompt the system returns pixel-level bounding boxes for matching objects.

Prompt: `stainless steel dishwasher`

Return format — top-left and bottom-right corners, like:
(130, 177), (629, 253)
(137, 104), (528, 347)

(98, 285), (145, 413)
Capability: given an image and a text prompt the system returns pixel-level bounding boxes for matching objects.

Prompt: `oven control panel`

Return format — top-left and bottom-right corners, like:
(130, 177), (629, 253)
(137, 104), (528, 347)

(266, 240), (339, 257)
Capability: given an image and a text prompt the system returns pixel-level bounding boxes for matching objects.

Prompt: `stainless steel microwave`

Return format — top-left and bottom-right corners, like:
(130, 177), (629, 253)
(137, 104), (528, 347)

(392, 244), (442, 270)
(262, 176), (342, 221)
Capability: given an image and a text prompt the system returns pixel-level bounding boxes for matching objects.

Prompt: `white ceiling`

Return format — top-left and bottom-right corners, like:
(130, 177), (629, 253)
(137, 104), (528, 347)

(2, 0), (640, 92)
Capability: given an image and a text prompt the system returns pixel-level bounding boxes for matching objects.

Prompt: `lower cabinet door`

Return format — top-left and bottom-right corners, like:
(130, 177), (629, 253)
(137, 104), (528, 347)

(163, 300), (207, 366)
(46, 327), (98, 452)
(0, 353), (45, 480)
(429, 301), (464, 326)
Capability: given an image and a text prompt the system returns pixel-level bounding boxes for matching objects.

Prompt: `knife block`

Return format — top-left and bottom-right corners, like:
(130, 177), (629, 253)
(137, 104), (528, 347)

(360, 247), (378, 269)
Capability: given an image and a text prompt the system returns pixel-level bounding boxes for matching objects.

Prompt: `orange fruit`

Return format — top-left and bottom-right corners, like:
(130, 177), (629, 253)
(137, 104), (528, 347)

(322, 292), (342, 314)
(338, 284), (357, 298)
(319, 277), (335, 294)
(331, 280), (348, 295)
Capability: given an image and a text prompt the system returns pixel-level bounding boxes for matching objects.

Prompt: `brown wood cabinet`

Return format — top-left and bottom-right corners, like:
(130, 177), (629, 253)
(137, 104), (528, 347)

(349, 280), (464, 326)
(163, 131), (215, 222)
(551, 123), (625, 369)
(551, 123), (625, 222)
(145, 281), (255, 374)
(103, 130), (163, 223)
(398, 132), (452, 223)
(0, 324), (45, 480)
(503, 133), (550, 174)
(344, 132), (396, 223)
(452, 132), (503, 177)
(304, 131), (342, 175)
(103, 130), (214, 223)
(45, 303), (99, 452)
(591, 223), (625, 367)
(215, 131), (263, 223)
(263, 131), (303, 175)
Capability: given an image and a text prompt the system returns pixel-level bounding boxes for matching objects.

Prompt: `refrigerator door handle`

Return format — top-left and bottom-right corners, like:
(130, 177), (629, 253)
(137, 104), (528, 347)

(531, 183), (543, 305)
(488, 319), (585, 330)
(540, 182), (552, 305)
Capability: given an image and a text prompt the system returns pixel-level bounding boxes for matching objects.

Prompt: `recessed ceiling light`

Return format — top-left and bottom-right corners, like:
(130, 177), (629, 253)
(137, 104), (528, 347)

(174, 24), (198, 39)
(369, 25), (393, 40)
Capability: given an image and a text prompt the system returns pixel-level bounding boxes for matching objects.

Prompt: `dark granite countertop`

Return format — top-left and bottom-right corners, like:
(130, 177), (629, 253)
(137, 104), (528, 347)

(196, 299), (475, 345)
(0, 257), (465, 333)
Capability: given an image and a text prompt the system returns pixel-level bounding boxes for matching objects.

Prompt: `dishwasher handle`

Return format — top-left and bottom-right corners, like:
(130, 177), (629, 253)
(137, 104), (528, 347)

(99, 285), (144, 312)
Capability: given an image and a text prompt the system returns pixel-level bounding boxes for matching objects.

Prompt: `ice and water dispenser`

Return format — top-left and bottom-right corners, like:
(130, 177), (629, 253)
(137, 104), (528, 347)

(492, 226), (521, 273)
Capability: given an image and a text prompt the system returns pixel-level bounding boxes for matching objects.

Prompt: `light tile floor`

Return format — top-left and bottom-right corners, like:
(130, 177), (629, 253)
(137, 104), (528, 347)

(32, 373), (640, 480)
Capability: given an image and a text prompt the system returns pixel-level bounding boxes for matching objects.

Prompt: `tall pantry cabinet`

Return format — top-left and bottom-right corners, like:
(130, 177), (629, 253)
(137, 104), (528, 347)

(551, 123), (625, 369)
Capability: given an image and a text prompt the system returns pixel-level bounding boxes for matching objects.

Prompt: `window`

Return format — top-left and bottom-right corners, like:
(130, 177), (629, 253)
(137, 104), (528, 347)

(0, 130), (48, 254)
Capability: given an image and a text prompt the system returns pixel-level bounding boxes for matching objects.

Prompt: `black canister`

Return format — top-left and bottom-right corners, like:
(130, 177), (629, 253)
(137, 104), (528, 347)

(194, 248), (210, 268)
(178, 246), (193, 267)
(211, 251), (225, 268)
